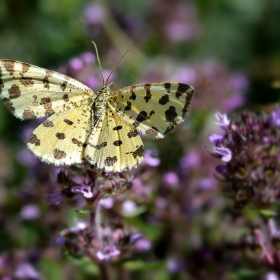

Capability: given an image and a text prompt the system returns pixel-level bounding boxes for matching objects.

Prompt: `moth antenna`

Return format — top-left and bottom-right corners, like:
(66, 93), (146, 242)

(105, 50), (129, 86)
(92, 41), (105, 86)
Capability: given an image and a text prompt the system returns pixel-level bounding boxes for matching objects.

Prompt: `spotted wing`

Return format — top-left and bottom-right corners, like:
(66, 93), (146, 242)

(27, 104), (92, 165)
(0, 59), (94, 120)
(111, 83), (194, 138)
(85, 103), (144, 172)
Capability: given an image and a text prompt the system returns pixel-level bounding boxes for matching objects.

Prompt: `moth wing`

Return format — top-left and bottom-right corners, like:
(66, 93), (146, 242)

(85, 103), (144, 172)
(111, 83), (194, 138)
(27, 104), (92, 165)
(0, 59), (94, 120)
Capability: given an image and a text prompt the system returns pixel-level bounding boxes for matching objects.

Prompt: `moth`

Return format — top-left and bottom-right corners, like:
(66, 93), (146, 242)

(0, 44), (194, 172)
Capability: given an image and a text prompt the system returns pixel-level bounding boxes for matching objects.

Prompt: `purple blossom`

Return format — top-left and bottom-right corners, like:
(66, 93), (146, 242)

(180, 150), (200, 169)
(20, 204), (41, 220)
(269, 109), (280, 127)
(122, 200), (137, 213)
(165, 21), (201, 41)
(80, 52), (95, 64)
(215, 112), (230, 128)
(134, 238), (152, 251)
(69, 58), (83, 72)
(198, 177), (216, 189)
(215, 165), (229, 175)
(167, 257), (185, 273)
(99, 197), (114, 209)
(213, 146), (232, 162)
(163, 172), (179, 187)
(15, 263), (42, 279)
(47, 191), (64, 205)
(208, 134), (223, 145)
(171, 66), (196, 84)
(83, 4), (104, 25)
(96, 245), (120, 261)
(221, 94), (245, 112)
(70, 220), (88, 232)
(85, 76), (99, 89)
(102, 69), (116, 84)
(71, 184), (93, 198)
(141, 149), (160, 167)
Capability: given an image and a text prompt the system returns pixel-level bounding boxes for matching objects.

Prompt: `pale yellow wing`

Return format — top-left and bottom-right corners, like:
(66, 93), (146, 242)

(84, 103), (144, 172)
(110, 83), (194, 138)
(0, 59), (94, 120)
(27, 104), (92, 165)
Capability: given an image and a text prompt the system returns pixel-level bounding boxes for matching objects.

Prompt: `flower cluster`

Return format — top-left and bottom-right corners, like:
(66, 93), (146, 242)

(210, 110), (280, 209)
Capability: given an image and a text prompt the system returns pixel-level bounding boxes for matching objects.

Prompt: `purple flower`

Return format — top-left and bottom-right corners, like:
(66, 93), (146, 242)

(103, 69), (116, 84)
(71, 184), (93, 198)
(99, 197), (114, 209)
(167, 257), (185, 273)
(80, 52), (95, 64)
(213, 146), (232, 162)
(215, 112), (230, 128)
(221, 94), (245, 112)
(134, 238), (151, 251)
(96, 245), (120, 261)
(198, 177), (216, 189)
(122, 200), (137, 213)
(180, 150), (200, 169)
(171, 66), (196, 84)
(165, 21), (201, 42)
(163, 172), (179, 187)
(215, 165), (229, 175)
(85, 76), (99, 89)
(208, 134), (223, 145)
(141, 149), (160, 167)
(15, 263), (42, 279)
(83, 4), (104, 25)
(269, 108), (280, 127)
(47, 191), (64, 205)
(69, 58), (83, 72)
(20, 204), (41, 220)
(70, 220), (88, 232)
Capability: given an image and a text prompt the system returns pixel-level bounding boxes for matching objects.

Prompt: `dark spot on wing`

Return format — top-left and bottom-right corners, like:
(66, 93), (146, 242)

(43, 120), (54, 127)
(53, 148), (66, 159)
(104, 156), (117, 166)
(20, 77), (34, 87)
(176, 83), (190, 99)
(113, 125), (122, 131)
(136, 111), (148, 122)
(9, 84), (21, 99)
(40, 97), (51, 105)
(62, 94), (69, 101)
(22, 109), (36, 119)
(113, 140), (122, 146)
(56, 132), (65, 140)
(94, 142), (107, 149)
(127, 129), (138, 138)
(164, 83), (171, 93)
(124, 101), (132, 111)
(28, 133), (40, 146)
(132, 145), (144, 159)
(165, 106), (178, 123)
(72, 138), (83, 147)
(159, 94), (169, 105)
(144, 83), (151, 102)
(64, 119), (73, 125)
(2, 60), (15, 76)
(2, 97), (15, 113)
(129, 90), (136, 100)
(21, 63), (31, 74)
